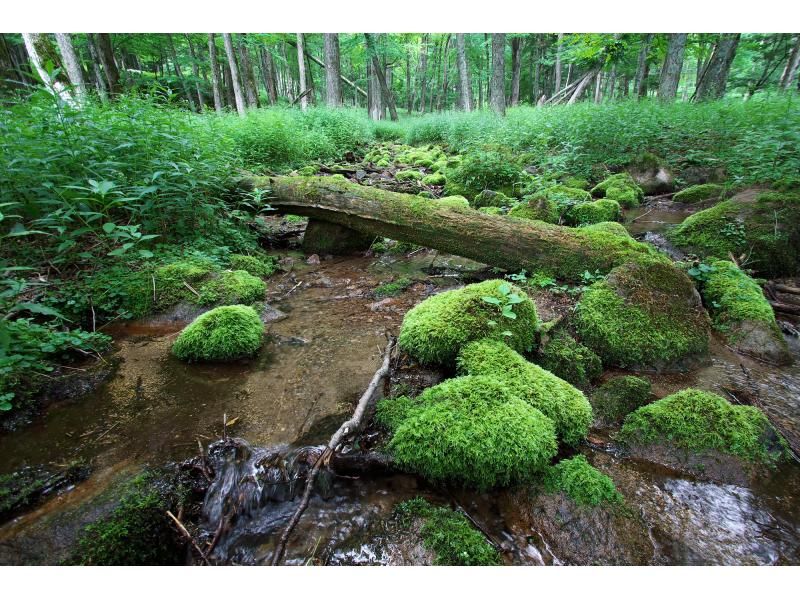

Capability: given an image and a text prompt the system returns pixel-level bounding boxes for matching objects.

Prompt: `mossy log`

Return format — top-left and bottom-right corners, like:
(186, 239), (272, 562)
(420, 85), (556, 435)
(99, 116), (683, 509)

(257, 176), (662, 281)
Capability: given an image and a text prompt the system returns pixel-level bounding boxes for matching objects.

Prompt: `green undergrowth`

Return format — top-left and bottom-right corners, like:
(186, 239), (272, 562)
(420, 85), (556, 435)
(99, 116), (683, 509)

(543, 455), (623, 507)
(374, 277), (413, 298)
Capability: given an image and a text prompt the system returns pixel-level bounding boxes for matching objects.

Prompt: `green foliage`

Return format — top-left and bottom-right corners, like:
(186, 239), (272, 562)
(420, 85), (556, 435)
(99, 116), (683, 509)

(591, 375), (652, 424)
(398, 280), (539, 366)
(620, 389), (789, 464)
(568, 199), (622, 226)
(536, 332), (602, 387)
(228, 254), (278, 278)
(374, 277), (412, 298)
(673, 183), (727, 203)
(172, 305), (264, 362)
(381, 375), (558, 490)
(394, 498), (501, 566)
(196, 270), (266, 306)
(457, 339), (592, 446)
(701, 260), (779, 332)
(444, 150), (524, 199)
(543, 455), (622, 507)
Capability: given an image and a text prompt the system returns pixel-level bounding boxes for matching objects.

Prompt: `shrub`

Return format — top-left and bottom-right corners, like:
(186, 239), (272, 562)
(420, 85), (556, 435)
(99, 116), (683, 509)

(673, 183), (726, 203)
(535, 332), (602, 386)
(591, 375), (651, 424)
(543, 455), (622, 506)
(382, 375), (558, 489)
(620, 388), (788, 464)
(196, 270), (266, 306)
(172, 305), (264, 362)
(228, 254), (278, 278)
(398, 280), (539, 366)
(457, 339), (592, 445)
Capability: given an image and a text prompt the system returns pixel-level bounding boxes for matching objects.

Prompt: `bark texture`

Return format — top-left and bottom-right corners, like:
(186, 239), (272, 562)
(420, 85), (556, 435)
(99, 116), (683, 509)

(456, 33), (472, 111)
(657, 33), (688, 101)
(208, 34), (224, 113)
(490, 33), (506, 115)
(222, 33), (247, 116)
(95, 33), (120, 96)
(323, 33), (342, 107)
(53, 33), (86, 104)
(695, 34), (740, 101)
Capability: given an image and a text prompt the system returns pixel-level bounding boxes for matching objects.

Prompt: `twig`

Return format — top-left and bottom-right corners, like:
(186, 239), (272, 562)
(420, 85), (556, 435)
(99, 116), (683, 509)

(166, 510), (211, 566)
(183, 281), (201, 298)
(269, 336), (396, 566)
(282, 280), (303, 298)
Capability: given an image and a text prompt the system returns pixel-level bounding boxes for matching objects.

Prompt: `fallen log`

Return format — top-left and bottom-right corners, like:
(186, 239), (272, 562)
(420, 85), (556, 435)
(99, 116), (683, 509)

(255, 175), (660, 282)
(771, 283), (800, 296)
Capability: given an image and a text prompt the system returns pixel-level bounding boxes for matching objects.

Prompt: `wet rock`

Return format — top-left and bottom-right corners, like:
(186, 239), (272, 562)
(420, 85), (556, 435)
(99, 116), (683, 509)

(0, 463), (91, 524)
(369, 298), (399, 312)
(260, 304), (288, 323)
(306, 254), (321, 265)
(626, 153), (674, 195)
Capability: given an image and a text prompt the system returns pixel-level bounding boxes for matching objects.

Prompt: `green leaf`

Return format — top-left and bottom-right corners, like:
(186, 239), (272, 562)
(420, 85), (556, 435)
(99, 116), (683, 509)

(102, 222), (116, 234)
(498, 282), (512, 295)
(481, 296), (501, 305)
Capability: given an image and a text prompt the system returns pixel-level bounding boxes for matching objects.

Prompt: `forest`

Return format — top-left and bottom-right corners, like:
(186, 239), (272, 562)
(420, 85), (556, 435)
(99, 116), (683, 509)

(1, 30), (800, 567)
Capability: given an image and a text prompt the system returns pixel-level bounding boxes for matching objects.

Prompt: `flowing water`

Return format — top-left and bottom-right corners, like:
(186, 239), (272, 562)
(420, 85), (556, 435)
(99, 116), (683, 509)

(2, 203), (800, 565)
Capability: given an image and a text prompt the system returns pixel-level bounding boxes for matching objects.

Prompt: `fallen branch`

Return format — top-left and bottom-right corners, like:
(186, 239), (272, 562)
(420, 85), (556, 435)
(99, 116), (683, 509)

(269, 335), (396, 566)
(167, 510), (211, 566)
(771, 283), (800, 296)
(770, 301), (800, 315)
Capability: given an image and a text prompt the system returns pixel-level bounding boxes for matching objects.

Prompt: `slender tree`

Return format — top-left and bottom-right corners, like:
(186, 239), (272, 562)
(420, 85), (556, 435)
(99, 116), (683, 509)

(95, 33), (121, 96)
(222, 33), (246, 116)
(456, 33), (472, 111)
(490, 33), (506, 115)
(53, 33), (87, 104)
(21, 33), (73, 103)
(634, 33), (653, 98)
(364, 33), (398, 120)
(510, 36), (522, 106)
(167, 34), (196, 111)
(695, 33), (741, 101)
(658, 33), (688, 101)
(296, 33), (309, 110)
(84, 33), (108, 101)
(184, 34), (205, 111)
(260, 47), (278, 105)
(554, 33), (563, 94)
(207, 34), (224, 113)
(418, 34), (429, 113)
(323, 33), (342, 107)
(438, 34), (451, 111)
(779, 34), (800, 90)
(237, 35), (259, 108)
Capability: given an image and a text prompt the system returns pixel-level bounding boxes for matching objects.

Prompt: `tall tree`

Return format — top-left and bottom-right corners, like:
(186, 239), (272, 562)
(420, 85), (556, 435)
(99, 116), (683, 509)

(95, 33), (121, 96)
(695, 33), (741, 101)
(84, 33), (108, 101)
(490, 33), (506, 115)
(510, 36), (522, 106)
(167, 34), (196, 111)
(779, 34), (800, 90)
(554, 33), (563, 95)
(184, 34), (206, 111)
(260, 47), (278, 105)
(323, 33), (342, 107)
(237, 34), (260, 108)
(222, 32), (246, 116)
(207, 34), (224, 113)
(634, 33), (653, 98)
(21, 33), (72, 103)
(456, 33), (472, 111)
(658, 33), (688, 101)
(438, 34), (451, 111)
(53, 33), (87, 104)
(364, 33), (398, 121)
(295, 33), (309, 110)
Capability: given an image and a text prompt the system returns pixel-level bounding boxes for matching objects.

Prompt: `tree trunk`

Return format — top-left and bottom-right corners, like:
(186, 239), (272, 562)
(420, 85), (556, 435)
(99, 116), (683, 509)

(510, 36), (522, 106)
(260, 47), (278, 105)
(167, 34), (196, 111)
(490, 33), (506, 115)
(367, 60), (383, 120)
(255, 176), (656, 283)
(456, 33), (472, 111)
(554, 33), (563, 95)
(635, 33), (653, 98)
(779, 35), (800, 90)
(208, 34), (224, 113)
(238, 34), (260, 108)
(657, 33), (688, 101)
(695, 33), (740, 101)
(594, 70), (603, 103)
(53, 33), (87, 105)
(438, 34), (451, 111)
(406, 49), (412, 114)
(184, 34), (205, 111)
(295, 33), (309, 110)
(418, 34), (429, 113)
(364, 33), (398, 121)
(85, 33), (108, 101)
(222, 33), (247, 116)
(567, 66), (601, 104)
(21, 33), (73, 103)
(95, 33), (121, 96)
(323, 33), (342, 107)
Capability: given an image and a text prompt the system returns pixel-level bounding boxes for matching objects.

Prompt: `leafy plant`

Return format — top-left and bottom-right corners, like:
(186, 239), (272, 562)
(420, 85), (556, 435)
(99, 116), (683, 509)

(481, 281), (525, 337)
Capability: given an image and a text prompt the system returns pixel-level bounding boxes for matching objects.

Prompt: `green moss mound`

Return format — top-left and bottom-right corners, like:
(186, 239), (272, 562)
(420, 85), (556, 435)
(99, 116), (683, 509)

(673, 183), (726, 204)
(398, 280), (539, 366)
(396, 169), (423, 181)
(562, 176), (590, 190)
(574, 260), (709, 370)
(543, 455), (622, 507)
(196, 270), (266, 306)
(380, 375), (558, 490)
(669, 190), (800, 277)
(507, 194), (559, 223)
(478, 206), (504, 216)
(620, 389), (788, 464)
(535, 332), (602, 387)
(395, 498), (500, 565)
(444, 150), (523, 199)
(457, 339), (592, 445)
(172, 305), (264, 362)
(472, 189), (514, 209)
(581, 222), (631, 237)
(422, 172), (446, 186)
(591, 375), (652, 424)
(228, 253), (278, 277)
(568, 199), (622, 226)
(436, 195), (471, 209)
(153, 259), (215, 309)
(591, 173), (643, 208)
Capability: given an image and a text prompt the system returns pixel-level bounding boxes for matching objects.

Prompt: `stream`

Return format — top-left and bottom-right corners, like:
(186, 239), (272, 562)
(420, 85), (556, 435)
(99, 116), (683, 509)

(1, 203), (799, 565)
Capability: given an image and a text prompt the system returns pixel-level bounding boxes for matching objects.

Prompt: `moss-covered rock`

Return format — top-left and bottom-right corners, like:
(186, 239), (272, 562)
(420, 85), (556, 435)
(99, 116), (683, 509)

(701, 260), (791, 364)
(535, 332), (602, 387)
(436, 195), (471, 209)
(197, 270), (266, 306)
(591, 375), (651, 425)
(620, 389), (788, 465)
(398, 280), (539, 366)
(228, 254), (277, 278)
(543, 455), (622, 507)
(478, 206), (504, 216)
(567, 199), (622, 226)
(172, 305), (264, 362)
(574, 260), (709, 371)
(591, 173), (644, 208)
(673, 183), (726, 204)
(472, 189), (514, 209)
(562, 176), (590, 190)
(507, 193), (559, 223)
(444, 150), (523, 199)
(422, 172), (446, 186)
(457, 339), (593, 445)
(153, 259), (215, 310)
(625, 152), (674, 195)
(394, 498), (500, 565)
(396, 169), (424, 182)
(378, 375), (558, 489)
(581, 222), (631, 237)
(669, 190), (800, 277)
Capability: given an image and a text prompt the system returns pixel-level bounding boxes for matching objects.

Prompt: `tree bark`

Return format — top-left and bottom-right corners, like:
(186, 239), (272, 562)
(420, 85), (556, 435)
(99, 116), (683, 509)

(364, 33), (398, 121)
(323, 33), (342, 107)
(207, 34), (224, 113)
(237, 34), (260, 108)
(456, 33), (472, 111)
(657, 33), (688, 101)
(184, 34), (205, 111)
(490, 33), (506, 115)
(367, 59), (383, 120)
(53, 33), (87, 105)
(438, 34), (451, 111)
(405, 49), (412, 114)
(167, 34), (196, 112)
(554, 33), (563, 95)
(779, 35), (800, 90)
(634, 33), (653, 98)
(695, 33), (740, 101)
(510, 36), (522, 106)
(95, 33), (121, 96)
(417, 34), (429, 113)
(295, 33), (309, 110)
(21, 33), (73, 103)
(222, 33), (247, 116)
(567, 66), (601, 104)
(260, 47), (278, 105)
(84, 33), (108, 101)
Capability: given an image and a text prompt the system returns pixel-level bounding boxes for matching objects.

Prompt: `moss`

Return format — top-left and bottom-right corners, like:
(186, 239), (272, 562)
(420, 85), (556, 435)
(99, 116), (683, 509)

(228, 254), (277, 278)
(172, 305), (264, 362)
(69, 471), (184, 565)
(543, 455), (622, 507)
(581, 221), (631, 237)
(395, 169), (424, 182)
(196, 270), (266, 306)
(394, 498), (500, 565)
(702, 260), (777, 333)
(620, 389), (789, 464)
(444, 150), (523, 199)
(574, 260), (709, 370)
(669, 192), (800, 277)
(436, 195), (471, 209)
(398, 280), (539, 366)
(562, 176), (590, 190)
(567, 199), (622, 226)
(381, 375), (558, 489)
(591, 375), (651, 424)
(297, 165), (319, 176)
(422, 172), (447, 186)
(153, 259), (215, 310)
(374, 277), (412, 298)
(472, 189), (514, 209)
(508, 194), (559, 223)
(478, 206), (504, 216)
(591, 173), (643, 208)
(458, 339), (593, 445)
(375, 158), (391, 167)
(673, 183), (726, 204)
(535, 332), (602, 387)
